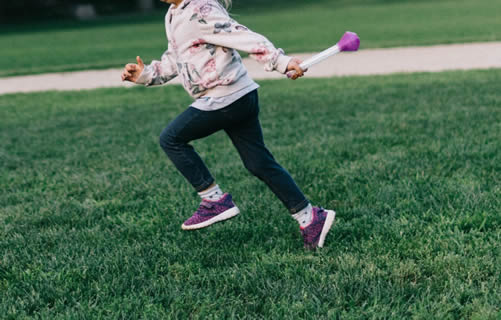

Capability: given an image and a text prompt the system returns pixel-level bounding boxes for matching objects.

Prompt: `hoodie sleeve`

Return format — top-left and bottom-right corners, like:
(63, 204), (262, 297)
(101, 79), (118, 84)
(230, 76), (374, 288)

(193, 1), (291, 74)
(136, 48), (178, 86)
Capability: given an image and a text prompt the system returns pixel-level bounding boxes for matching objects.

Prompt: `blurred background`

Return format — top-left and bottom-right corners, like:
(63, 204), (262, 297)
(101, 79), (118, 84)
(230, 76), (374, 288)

(1, 0), (163, 22)
(1, 0), (500, 78)
(0, 0), (302, 22)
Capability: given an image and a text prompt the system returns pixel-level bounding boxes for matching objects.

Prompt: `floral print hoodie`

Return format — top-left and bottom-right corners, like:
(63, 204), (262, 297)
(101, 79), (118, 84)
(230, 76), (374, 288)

(136, 0), (292, 99)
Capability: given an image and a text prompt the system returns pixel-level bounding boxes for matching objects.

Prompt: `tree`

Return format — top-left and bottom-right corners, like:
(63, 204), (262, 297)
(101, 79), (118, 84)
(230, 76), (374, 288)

(137, 0), (154, 12)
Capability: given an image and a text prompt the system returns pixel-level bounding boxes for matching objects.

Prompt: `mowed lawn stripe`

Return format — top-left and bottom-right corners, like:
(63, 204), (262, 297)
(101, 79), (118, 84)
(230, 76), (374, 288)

(0, 70), (500, 318)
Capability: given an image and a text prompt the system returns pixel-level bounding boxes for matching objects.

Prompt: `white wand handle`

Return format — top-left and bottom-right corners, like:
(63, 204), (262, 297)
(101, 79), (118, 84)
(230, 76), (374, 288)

(287, 44), (340, 78)
(300, 44), (340, 70)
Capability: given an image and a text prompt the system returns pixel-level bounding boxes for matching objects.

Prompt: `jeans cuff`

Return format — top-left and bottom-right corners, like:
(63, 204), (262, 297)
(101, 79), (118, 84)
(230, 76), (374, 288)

(289, 199), (310, 214)
(194, 179), (215, 193)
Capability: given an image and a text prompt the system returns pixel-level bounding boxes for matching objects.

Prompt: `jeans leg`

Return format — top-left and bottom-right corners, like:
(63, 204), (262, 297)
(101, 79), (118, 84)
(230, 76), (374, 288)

(159, 107), (224, 192)
(223, 93), (309, 213)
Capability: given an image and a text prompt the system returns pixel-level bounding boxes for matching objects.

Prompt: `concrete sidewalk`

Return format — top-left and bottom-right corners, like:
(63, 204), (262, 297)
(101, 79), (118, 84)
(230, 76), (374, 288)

(1, 42), (500, 95)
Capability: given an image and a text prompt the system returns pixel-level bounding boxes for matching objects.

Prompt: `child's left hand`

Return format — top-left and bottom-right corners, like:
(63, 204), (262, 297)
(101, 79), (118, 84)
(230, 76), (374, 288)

(286, 58), (307, 80)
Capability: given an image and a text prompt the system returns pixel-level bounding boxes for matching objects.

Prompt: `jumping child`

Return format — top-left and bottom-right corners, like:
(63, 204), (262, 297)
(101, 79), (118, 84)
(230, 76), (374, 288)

(122, 0), (335, 249)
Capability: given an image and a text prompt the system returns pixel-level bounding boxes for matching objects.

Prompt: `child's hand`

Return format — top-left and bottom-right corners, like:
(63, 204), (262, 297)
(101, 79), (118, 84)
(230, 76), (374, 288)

(286, 57), (307, 80)
(121, 56), (145, 82)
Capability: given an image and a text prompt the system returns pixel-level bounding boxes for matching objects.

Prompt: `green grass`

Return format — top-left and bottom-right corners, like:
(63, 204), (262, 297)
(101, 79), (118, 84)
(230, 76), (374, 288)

(1, 70), (500, 318)
(1, 0), (501, 77)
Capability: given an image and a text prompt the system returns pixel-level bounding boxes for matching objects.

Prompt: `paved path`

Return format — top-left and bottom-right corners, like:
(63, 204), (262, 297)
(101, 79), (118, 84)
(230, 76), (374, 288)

(1, 42), (500, 95)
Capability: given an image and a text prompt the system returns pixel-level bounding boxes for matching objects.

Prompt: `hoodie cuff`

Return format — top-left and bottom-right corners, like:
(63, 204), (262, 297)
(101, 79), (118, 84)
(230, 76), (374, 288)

(275, 53), (292, 74)
(135, 67), (153, 85)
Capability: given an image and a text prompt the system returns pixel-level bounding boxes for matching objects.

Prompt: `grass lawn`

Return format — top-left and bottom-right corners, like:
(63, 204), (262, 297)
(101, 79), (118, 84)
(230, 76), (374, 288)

(1, 69), (500, 318)
(1, 0), (501, 77)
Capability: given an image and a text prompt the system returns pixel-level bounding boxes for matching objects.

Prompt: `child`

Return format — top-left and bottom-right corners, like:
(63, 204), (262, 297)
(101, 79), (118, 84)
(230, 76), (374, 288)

(122, 0), (335, 249)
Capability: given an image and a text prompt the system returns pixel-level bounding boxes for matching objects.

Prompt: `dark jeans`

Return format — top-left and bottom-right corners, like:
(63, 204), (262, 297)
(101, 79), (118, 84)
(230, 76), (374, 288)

(159, 90), (309, 214)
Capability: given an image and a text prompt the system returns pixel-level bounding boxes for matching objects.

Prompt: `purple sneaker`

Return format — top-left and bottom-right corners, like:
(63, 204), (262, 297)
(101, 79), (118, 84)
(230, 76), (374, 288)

(181, 193), (240, 230)
(300, 207), (336, 249)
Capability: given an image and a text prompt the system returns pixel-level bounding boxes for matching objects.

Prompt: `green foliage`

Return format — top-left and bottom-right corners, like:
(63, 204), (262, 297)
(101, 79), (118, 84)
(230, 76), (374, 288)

(1, 0), (500, 77)
(0, 0), (156, 22)
(1, 70), (500, 318)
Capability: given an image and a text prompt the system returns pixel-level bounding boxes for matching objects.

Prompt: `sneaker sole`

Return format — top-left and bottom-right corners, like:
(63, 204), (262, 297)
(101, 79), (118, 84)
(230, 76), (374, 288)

(181, 206), (240, 230)
(317, 210), (336, 248)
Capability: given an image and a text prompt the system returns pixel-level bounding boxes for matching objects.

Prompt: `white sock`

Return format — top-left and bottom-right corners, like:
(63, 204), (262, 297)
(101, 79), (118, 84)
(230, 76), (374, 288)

(198, 184), (224, 201)
(292, 203), (313, 228)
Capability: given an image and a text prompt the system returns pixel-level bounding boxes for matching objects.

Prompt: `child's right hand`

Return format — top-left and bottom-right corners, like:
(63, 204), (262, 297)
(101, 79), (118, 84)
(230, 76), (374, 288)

(121, 56), (145, 83)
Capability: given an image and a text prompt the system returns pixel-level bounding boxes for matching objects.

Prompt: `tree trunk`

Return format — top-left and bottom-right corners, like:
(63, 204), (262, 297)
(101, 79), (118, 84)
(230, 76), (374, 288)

(137, 0), (154, 12)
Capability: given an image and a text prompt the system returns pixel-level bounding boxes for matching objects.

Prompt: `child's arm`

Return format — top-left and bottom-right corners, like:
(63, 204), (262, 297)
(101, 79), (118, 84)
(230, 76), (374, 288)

(122, 50), (178, 86)
(196, 3), (299, 75)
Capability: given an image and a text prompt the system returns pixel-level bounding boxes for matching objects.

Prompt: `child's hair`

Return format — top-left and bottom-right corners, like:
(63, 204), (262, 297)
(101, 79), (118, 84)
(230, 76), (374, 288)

(219, 0), (232, 10)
